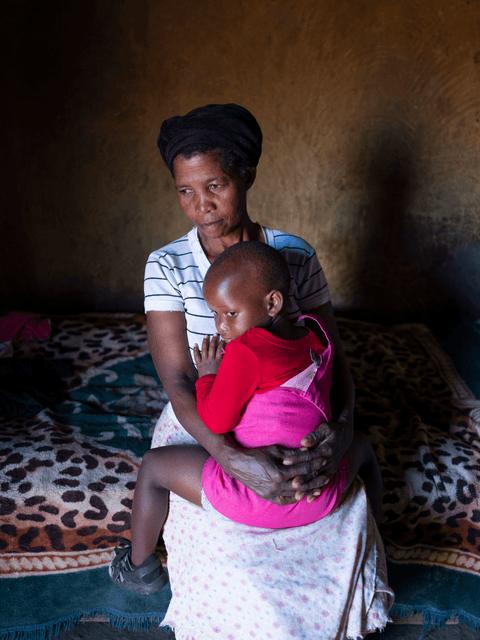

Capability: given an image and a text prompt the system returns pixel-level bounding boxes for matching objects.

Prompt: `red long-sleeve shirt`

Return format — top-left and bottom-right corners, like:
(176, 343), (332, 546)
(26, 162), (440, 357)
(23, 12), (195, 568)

(195, 327), (326, 434)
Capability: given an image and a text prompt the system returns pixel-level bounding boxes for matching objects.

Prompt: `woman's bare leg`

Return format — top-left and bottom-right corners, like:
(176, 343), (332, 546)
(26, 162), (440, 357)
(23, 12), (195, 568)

(130, 445), (210, 566)
(342, 431), (383, 526)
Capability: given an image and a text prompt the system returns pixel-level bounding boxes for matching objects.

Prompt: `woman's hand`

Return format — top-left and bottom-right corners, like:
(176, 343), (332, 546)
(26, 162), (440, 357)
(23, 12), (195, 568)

(282, 419), (353, 501)
(222, 419), (352, 505)
(222, 444), (302, 505)
(193, 334), (225, 377)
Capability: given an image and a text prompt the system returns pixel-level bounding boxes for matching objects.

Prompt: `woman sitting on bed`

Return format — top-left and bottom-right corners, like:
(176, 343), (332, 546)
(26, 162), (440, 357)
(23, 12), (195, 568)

(110, 241), (384, 594)
(142, 103), (394, 639)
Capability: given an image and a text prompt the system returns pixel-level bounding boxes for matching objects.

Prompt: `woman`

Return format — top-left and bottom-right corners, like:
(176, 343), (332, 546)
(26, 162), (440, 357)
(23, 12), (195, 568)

(145, 103), (393, 639)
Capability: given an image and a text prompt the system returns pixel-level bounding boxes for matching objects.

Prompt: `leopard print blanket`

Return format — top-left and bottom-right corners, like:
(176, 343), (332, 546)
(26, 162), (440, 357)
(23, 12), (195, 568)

(0, 314), (168, 576)
(1, 314), (479, 580)
(341, 319), (480, 577)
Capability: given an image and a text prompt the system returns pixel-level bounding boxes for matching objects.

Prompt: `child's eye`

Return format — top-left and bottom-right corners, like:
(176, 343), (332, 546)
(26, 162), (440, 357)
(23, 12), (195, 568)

(227, 311), (236, 317)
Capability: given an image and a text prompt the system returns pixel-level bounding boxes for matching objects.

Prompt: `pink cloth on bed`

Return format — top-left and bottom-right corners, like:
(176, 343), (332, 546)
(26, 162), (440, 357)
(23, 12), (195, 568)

(0, 313), (51, 342)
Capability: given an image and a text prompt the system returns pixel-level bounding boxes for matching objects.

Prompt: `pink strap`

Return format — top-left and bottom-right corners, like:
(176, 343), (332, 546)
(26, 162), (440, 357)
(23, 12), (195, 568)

(297, 313), (329, 342)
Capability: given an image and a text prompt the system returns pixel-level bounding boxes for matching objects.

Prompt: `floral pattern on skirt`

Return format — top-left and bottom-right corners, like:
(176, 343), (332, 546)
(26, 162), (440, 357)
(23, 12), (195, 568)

(151, 405), (394, 640)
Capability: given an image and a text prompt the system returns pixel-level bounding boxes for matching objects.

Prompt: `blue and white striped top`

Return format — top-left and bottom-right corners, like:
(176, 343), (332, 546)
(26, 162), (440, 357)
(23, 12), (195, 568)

(144, 226), (330, 363)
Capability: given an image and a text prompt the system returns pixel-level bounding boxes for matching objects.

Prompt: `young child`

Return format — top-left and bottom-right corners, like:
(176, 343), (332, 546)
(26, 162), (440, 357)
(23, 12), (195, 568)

(109, 241), (383, 595)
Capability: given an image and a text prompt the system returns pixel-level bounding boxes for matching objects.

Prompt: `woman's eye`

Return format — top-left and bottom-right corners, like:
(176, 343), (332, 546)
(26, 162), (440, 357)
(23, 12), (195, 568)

(209, 183), (222, 190)
(227, 311), (236, 317)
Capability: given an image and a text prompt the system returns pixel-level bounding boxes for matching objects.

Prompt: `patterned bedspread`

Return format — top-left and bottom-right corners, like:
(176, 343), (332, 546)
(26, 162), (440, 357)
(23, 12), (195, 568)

(0, 314), (167, 577)
(1, 313), (480, 591)
(341, 320), (480, 578)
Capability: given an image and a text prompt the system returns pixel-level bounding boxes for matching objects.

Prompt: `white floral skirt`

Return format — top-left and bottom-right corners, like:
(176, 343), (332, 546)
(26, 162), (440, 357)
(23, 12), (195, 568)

(152, 404), (394, 640)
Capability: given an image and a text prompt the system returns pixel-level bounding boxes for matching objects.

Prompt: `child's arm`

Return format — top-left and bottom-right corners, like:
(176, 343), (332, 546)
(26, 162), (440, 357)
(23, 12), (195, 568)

(193, 337), (261, 434)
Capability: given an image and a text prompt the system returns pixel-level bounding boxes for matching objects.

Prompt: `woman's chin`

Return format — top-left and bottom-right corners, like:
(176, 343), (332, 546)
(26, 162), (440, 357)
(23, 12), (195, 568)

(197, 223), (227, 238)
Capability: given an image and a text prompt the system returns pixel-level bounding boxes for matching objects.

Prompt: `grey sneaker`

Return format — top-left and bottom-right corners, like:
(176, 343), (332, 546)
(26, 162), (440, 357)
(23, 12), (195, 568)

(109, 537), (168, 595)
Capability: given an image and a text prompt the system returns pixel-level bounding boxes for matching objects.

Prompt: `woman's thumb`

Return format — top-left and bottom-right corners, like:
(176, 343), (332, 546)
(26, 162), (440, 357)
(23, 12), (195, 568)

(300, 423), (328, 447)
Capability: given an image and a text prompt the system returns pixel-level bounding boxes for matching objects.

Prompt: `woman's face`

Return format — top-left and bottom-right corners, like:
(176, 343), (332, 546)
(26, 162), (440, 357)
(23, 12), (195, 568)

(173, 150), (254, 242)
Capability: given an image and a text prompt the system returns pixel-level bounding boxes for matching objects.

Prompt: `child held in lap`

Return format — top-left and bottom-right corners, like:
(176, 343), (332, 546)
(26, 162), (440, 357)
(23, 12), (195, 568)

(109, 241), (382, 594)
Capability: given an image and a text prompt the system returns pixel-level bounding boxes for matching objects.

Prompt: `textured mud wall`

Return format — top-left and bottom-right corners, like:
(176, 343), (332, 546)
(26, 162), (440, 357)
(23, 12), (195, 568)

(3, 0), (480, 321)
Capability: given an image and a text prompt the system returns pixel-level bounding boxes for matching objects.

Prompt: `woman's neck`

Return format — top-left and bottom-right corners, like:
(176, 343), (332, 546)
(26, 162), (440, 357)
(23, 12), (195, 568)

(198, 218), (264, 263)
(266, 314), (309, 341)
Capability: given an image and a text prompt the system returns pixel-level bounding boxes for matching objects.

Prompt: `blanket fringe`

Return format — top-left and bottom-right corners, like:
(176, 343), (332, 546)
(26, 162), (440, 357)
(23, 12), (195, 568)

(391, 604), (480, 638)
(0, 609), (170, 640)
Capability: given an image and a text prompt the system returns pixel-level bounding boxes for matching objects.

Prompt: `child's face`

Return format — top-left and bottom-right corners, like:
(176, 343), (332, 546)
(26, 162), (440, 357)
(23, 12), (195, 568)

(204, 275), (275, 343)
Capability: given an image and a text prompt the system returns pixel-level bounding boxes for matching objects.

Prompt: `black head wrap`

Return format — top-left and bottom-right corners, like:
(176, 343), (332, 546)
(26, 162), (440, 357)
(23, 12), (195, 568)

(157, 103), (263, 175)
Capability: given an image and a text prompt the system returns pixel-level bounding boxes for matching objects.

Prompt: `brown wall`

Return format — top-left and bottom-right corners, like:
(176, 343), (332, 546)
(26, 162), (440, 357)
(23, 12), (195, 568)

(3, 0), (480, 322)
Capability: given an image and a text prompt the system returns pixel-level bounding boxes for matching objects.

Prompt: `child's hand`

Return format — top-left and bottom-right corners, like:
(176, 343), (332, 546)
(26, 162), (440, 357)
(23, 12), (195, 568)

(193, 334), (225, 377)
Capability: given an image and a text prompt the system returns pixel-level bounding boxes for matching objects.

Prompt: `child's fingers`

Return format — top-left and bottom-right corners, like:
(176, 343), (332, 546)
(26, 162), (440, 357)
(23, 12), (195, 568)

(208, 334), (219, 358)
(193, 343), (201, 366)
(201, 335), (211, 356)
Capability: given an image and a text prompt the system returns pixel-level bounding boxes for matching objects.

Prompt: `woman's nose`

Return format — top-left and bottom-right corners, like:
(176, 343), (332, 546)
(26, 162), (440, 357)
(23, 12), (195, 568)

(195, 191), (215, 213)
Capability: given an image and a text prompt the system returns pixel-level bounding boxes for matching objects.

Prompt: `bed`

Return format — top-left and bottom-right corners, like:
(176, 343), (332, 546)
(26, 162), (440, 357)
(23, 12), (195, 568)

(1, 312), (480, 639)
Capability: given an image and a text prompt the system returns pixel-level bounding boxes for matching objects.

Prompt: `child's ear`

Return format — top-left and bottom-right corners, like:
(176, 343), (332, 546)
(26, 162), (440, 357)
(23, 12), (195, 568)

(267, 290), (283, 316)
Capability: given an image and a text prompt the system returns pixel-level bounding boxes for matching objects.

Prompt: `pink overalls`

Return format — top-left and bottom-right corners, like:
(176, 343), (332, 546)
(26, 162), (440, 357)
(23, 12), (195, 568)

(202, 315), (350, 528)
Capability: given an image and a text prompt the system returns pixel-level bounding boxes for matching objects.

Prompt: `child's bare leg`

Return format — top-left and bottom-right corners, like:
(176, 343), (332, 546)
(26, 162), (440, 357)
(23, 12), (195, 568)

(343, 431), (383, 526)
(131, 444), (210, 566)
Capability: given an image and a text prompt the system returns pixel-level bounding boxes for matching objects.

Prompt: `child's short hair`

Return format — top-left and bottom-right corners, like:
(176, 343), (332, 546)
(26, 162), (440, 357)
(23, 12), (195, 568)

(205, 241), (291, 297)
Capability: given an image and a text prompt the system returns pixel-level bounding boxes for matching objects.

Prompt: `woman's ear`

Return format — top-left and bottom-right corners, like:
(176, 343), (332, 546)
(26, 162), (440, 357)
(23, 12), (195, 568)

(267, 290), (283, 316)
(245, 167), (256, 190)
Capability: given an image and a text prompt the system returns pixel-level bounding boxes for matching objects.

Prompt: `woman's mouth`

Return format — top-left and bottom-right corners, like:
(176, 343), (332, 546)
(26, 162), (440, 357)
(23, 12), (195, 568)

(202, 220), (223, 228)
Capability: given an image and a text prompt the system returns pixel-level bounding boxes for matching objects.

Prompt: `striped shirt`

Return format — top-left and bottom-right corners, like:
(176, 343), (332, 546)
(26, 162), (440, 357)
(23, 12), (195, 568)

(144, 226), (330, 363)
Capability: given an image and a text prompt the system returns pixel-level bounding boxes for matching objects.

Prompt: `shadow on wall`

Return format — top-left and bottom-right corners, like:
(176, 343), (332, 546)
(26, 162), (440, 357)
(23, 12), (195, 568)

(348, 119), (478, 326)
(359, 121), (420, 322)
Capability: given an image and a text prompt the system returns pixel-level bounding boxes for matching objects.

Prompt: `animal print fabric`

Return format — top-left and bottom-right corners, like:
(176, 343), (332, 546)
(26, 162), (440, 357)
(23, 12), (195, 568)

(339, 319), (480, 576)
(0, 314), (167, 577)
(2, 314), (480, 580)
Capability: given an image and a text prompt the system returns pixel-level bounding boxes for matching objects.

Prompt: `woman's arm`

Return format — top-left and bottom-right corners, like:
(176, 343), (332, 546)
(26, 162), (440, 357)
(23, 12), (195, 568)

(147, 310), (300, 504)
(282, 301), (355, 498)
